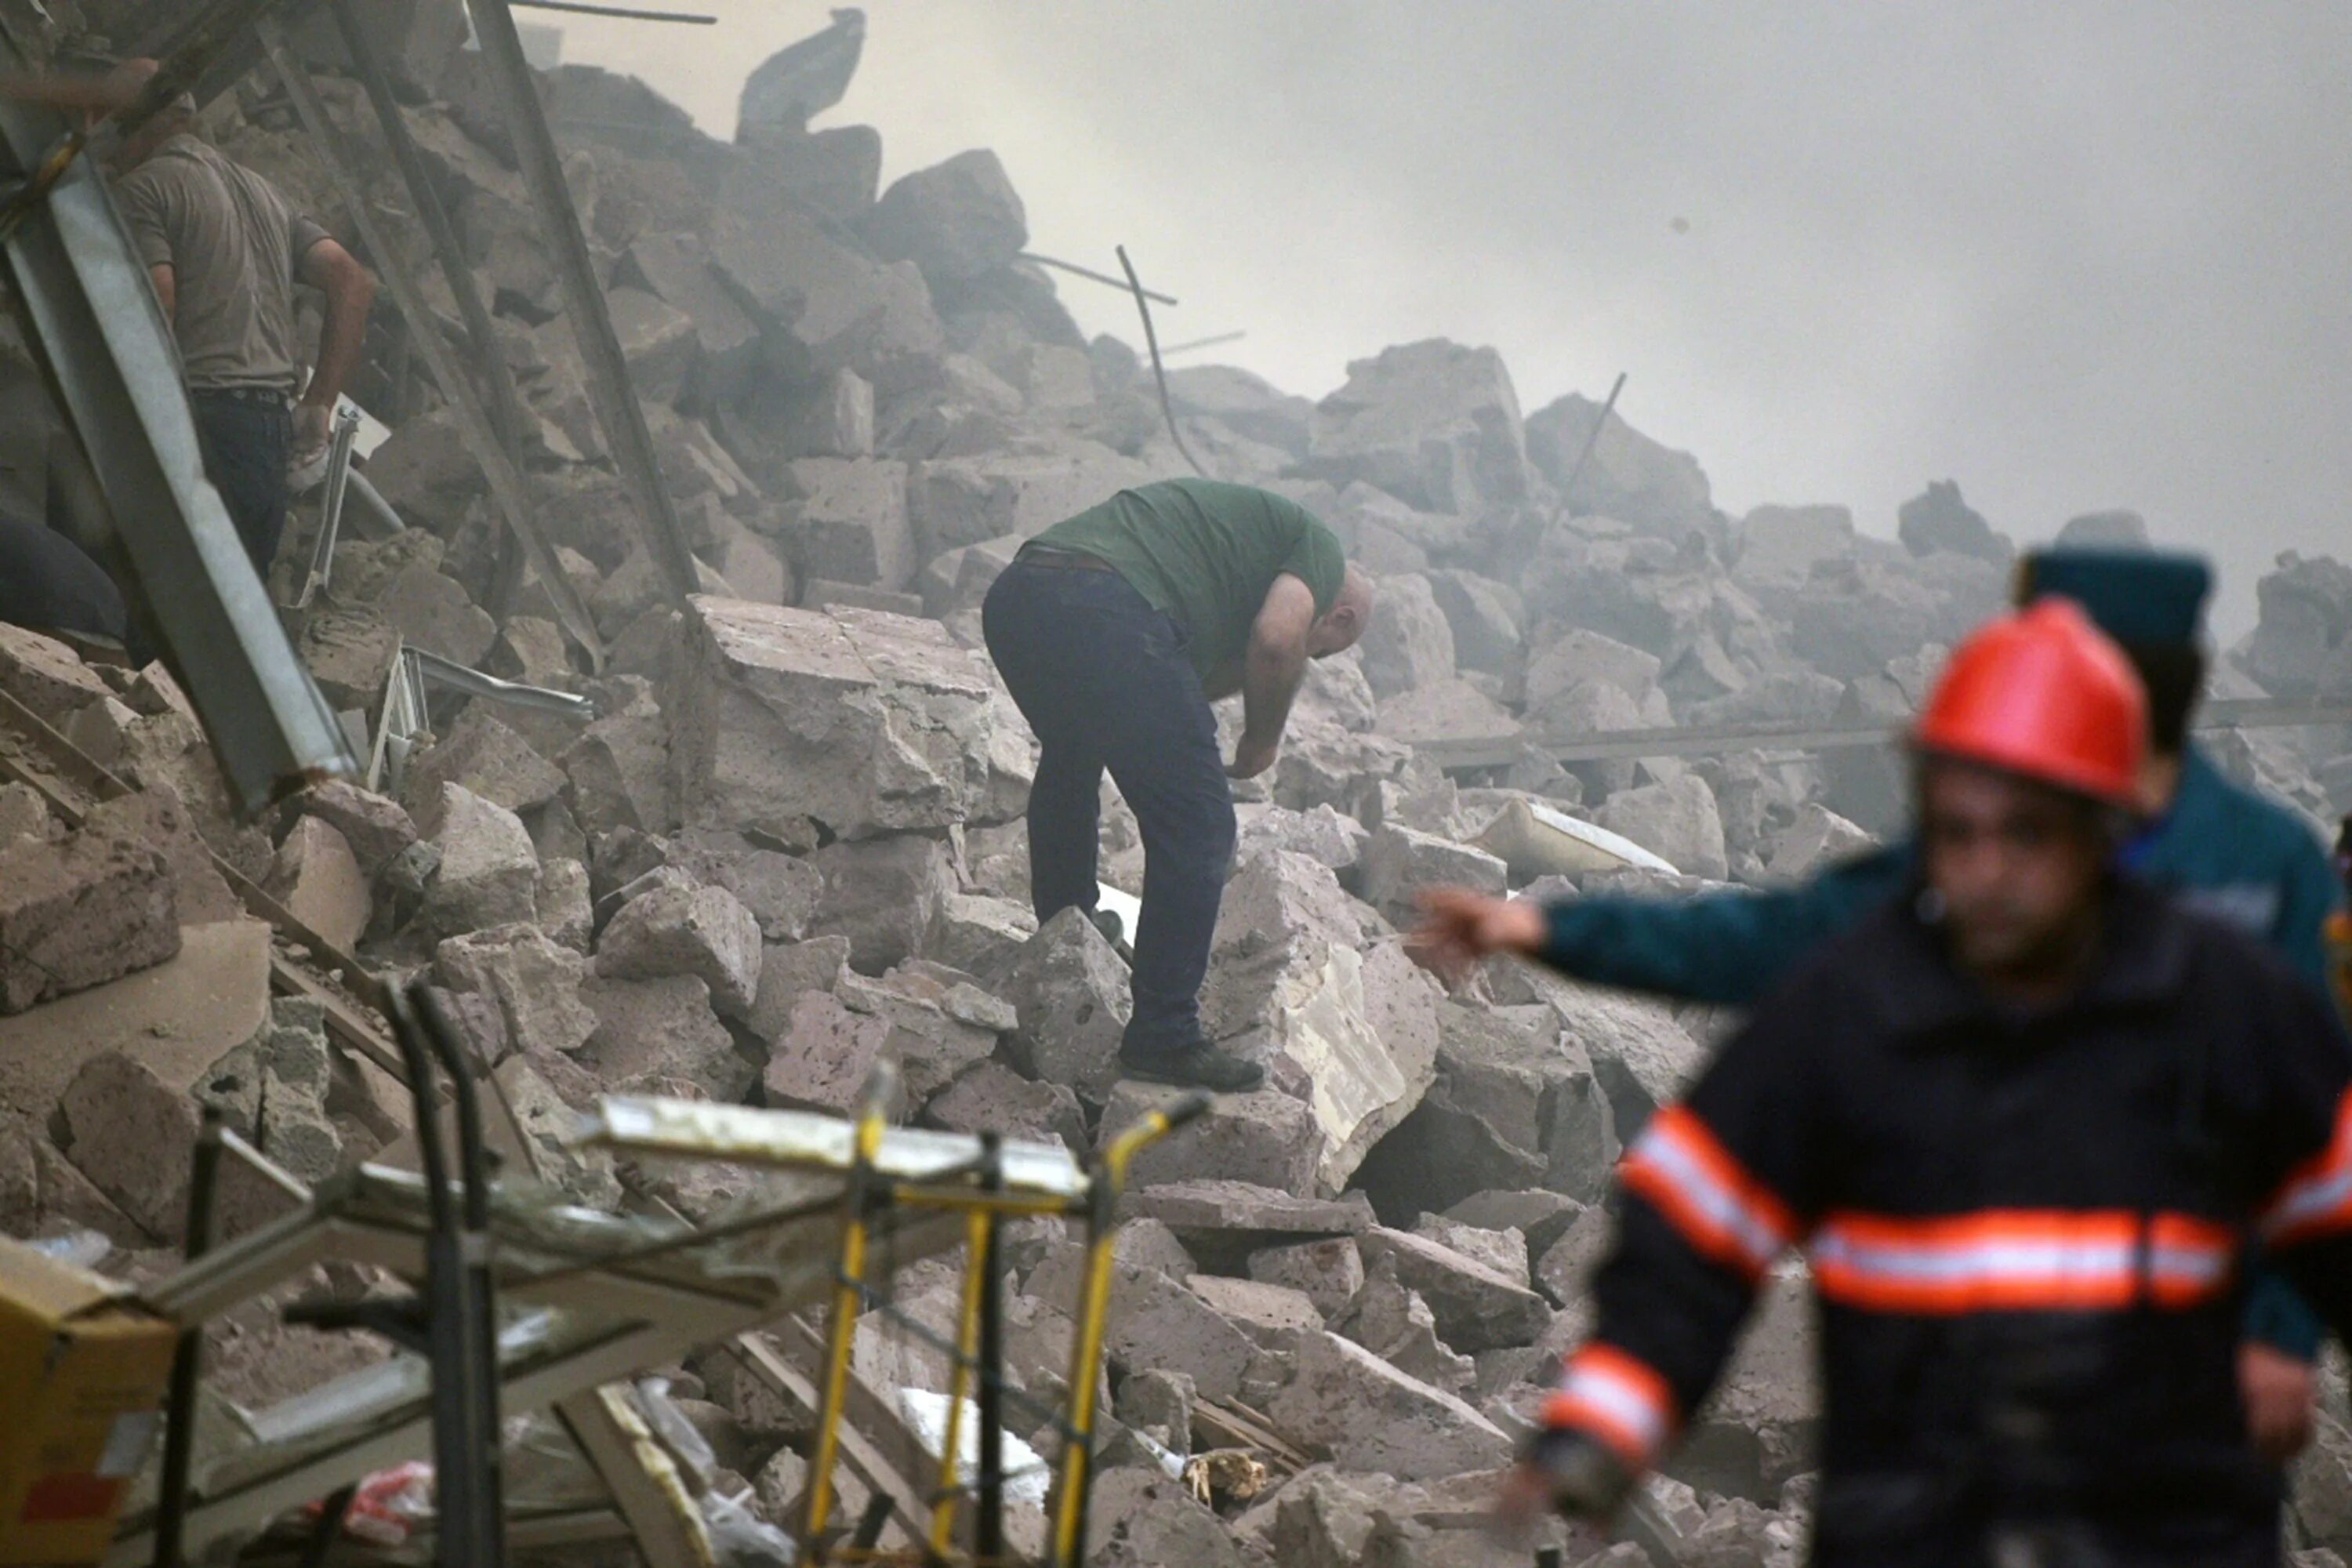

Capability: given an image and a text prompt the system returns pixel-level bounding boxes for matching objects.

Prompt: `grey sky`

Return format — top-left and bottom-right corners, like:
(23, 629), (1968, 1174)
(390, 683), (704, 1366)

(559, 2), (2352, 634)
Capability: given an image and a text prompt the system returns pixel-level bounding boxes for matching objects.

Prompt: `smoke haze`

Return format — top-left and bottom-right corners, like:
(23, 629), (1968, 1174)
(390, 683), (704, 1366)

(558, 2), (2352, 634)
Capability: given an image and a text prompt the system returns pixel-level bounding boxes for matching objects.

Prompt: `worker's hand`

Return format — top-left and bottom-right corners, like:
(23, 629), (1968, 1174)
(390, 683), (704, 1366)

(1500, 1428), (1634, 1525)
(1227, 735), (1280, 780)
(1412, 887), (1548, 983)
(292, 401), (332, 466)
(2238, 1341), (2318, 1463)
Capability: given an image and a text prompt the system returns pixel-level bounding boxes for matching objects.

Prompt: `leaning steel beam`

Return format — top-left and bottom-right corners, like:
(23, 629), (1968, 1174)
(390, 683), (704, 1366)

(0, 21), (356, 818)
(257, 21), (608, 666)
(330, 0), (534, 468)
(464, 0), (706, 608)
(1414, 696), (2352, 771)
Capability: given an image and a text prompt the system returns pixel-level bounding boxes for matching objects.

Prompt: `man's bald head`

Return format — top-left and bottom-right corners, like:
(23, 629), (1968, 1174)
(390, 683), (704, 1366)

(1308, 564), (1374, 658)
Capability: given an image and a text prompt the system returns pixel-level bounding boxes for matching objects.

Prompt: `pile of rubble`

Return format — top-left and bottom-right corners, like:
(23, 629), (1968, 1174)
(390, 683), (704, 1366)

(7, 5), (2352, 1564)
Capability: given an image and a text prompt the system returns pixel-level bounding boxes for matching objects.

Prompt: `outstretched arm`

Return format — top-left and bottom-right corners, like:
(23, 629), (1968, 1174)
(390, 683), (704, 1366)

(293, 237), (375, 459)
(1228, 572), (1316, 779)
(1417, 844), (1915, 1007)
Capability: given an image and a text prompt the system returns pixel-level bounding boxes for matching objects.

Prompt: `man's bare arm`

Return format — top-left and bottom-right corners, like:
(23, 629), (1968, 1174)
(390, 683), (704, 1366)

(293, 238), (376, 456)
(148, 262), (176, 324)
(1230, 573), (1318, 777)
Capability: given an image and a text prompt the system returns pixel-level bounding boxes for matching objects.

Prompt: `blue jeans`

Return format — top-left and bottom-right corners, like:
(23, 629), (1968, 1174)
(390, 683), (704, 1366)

(191, 389), (291, 572)
(982, 557), (1236, 1051)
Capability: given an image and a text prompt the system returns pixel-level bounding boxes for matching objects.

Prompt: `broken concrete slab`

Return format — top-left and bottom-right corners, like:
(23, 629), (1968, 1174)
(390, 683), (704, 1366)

(762, 989), (892, 1115)
(1204, 851), (1442, 1194)
(401, 705), (566, 819)
(0, 918), (271, 1122)
(775, 457), (915, 592)
(297, 779), (419, 877)
(924, 1060), (1087, 1150)
(1411, 1216), (1529, 1290)
(0, 818), (178, 1013)
(927, 891), (1036, 979)
(1187, 1273), (1325, 1349)
(1593, 774), (1729, 883)
(267, 815), (371, 954)
(669, 597), (997, 850)
(1266, 1329), (1512, 1483)
(59, 1048), (200, 1241)
(865, 149), (1027, 288)
(1356, 571), (1457, 701)
(434, 923), (597, 1058)
(494, 1053), (624, 1209)
(1307, 340), (1531, 514)
(1233, 803), (1370, 876)
(1122, 1181), (1374, 1257)
(422, 783), (542, 937)
(1355, 822), (1508, 931)
(1099, 1081), (1325, 1196)
(742, 933), (851, 1044)
(805, 831), (957, 974)
(1027, 1240), (1254, 1401)
(835, 963), (1009, 1102)
(1358, 1227), (1551, 1354)
(595, 876), (763, 1018)
(1250, 1237), (1367, 1321)
(1000, 906), (1131, 1104)
(579, 973), (752, 1102)
(1343, 1257), (1475, 1396)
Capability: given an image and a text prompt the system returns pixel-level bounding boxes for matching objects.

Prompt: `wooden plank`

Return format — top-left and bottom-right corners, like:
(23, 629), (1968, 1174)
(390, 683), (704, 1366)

(1191, 1399), (1311, 1475)
(729, 1328), (929, 1546)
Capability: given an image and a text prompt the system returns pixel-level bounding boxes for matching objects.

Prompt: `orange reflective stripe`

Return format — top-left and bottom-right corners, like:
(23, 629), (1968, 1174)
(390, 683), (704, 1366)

(2263, 1088), (2352, 1246)
(1809, 1209), (2238, 1314)
(1544, 1344), (1676, 1469)
(1618, 1105), (1798, 1280)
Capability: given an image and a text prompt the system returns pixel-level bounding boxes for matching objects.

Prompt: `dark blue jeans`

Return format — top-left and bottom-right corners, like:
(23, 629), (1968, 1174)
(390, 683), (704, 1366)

(982, 557), (1236, 1052)
(191, 389), (291, 572)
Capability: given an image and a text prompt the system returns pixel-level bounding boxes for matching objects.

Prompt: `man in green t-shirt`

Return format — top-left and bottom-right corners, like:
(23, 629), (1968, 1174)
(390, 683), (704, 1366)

(984, 480), (1374, 1091)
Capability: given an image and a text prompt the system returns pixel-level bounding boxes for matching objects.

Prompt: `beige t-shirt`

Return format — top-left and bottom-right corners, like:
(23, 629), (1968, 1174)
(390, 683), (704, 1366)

(115, 134), (330, 394)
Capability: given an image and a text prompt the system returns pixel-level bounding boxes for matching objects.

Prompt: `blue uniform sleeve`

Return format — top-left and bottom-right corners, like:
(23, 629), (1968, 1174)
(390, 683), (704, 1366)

(2270, 828), (2346, 995)
(1538, 844), (1915, 1007)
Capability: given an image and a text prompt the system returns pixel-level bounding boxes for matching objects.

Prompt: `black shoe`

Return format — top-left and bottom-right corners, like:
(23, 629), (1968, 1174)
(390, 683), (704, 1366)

(1116, 1037), (1265, 1093)
(1089, 908), (1134, 964)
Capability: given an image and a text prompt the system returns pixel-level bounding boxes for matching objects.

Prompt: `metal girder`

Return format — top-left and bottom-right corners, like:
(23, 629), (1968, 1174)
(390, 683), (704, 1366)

(463, 0), (706, 608)
(580, 1095), (1094, 1200)
(256, 20), (607, 666)
(0, 21), (357, 818)
(1414, 695), (2352, 771)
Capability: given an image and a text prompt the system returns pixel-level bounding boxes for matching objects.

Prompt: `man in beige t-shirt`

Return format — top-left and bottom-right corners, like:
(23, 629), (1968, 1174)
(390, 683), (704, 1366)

(103, 60), (375, 570)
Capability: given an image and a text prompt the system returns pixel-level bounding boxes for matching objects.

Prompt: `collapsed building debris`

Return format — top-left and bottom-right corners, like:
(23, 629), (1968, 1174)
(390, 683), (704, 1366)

(2, 3), (2350, 1566)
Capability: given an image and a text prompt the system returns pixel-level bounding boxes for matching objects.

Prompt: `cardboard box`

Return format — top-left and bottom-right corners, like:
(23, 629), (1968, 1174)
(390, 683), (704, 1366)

(0, 1237), (177, 1565)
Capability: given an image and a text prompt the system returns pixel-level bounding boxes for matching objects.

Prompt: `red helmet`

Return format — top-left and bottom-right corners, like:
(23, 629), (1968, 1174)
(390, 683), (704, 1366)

(1911, 599), (2147, 806)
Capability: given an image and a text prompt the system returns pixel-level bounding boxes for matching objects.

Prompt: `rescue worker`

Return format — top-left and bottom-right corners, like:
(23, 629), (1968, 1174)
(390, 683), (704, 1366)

(1419, 546), (2344, 1456)
(97, 59), (376, 572)
(1497, 601), (2352, 1566)
(982, 479), (1373, 1091)
(2329, 817), (2352, 1020)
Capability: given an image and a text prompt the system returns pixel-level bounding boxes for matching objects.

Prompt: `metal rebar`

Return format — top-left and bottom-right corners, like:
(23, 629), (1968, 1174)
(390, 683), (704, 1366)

(1114, 245), (1207, 479)
(151, 1105), (227, 1568)
(1557, 372), (1627, 516)
(463, 0), (707, 609)
(330, 0), (534, 469)
(1019, 250), (1177, 306)
(1160, 329), (1246, 357)
(514, 0), (717, 19)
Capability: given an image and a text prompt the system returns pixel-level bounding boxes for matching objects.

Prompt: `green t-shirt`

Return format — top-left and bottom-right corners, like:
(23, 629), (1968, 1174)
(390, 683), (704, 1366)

(1031, 479), (1346, 679)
